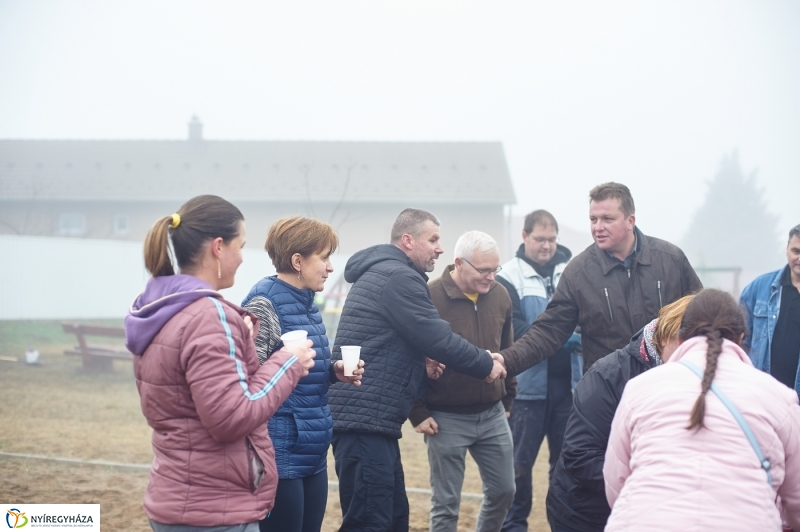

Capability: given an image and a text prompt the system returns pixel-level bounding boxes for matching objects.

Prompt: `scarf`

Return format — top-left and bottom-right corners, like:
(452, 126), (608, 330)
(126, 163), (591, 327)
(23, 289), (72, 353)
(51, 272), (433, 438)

(639, 318), (662, 368)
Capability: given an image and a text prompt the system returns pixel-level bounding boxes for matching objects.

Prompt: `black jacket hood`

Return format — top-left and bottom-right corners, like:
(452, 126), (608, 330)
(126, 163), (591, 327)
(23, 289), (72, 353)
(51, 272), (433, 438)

(344, 244), (428, 284)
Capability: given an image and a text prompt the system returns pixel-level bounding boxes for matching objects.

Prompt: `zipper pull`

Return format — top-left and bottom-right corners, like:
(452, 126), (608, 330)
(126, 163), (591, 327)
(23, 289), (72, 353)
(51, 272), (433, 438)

(627, 267), (630, 279)
(658, 281), (663, 308)
(604, 288), (614, 322)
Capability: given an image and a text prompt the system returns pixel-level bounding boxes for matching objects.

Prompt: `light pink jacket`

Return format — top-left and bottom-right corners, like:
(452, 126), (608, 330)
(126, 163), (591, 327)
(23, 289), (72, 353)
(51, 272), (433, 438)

(604, 336), (800, 532)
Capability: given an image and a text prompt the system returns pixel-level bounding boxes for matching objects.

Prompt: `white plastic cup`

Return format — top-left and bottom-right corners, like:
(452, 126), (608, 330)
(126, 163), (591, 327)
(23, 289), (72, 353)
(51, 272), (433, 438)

(25, 348), (40, 365)
(281, 330), (309, 351)
(340, 346), (361, 376)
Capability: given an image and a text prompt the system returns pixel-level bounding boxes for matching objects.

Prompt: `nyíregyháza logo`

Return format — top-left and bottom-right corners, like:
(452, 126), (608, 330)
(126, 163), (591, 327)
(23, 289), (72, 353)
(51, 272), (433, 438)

(6, 508), (28, 529)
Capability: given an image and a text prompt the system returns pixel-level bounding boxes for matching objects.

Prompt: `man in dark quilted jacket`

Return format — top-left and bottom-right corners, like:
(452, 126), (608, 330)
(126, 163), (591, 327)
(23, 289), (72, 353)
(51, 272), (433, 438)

(329, 208), (506, 531)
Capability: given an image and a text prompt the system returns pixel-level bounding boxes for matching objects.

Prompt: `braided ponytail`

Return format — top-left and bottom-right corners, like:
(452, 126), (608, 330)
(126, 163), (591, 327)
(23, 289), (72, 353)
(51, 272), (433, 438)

(678, 289), (747, 431)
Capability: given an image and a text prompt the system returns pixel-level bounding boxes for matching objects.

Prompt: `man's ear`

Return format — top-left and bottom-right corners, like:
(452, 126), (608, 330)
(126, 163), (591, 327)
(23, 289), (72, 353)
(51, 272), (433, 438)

(628, 214), (636, 230)
(400, 233), (414, 250)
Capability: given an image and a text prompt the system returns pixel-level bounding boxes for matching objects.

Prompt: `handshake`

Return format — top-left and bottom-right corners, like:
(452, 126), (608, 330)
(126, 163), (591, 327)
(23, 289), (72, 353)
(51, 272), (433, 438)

(486, 352), (507, 383)
(424, 351), (506, 383)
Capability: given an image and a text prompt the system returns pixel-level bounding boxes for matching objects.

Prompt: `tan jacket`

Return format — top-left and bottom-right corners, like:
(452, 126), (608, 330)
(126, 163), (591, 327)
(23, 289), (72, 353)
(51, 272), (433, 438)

(409, 265), (516, 426)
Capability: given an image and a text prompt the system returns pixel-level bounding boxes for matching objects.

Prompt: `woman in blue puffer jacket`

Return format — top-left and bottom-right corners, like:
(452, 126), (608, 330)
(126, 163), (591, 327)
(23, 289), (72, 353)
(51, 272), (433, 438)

(242, 216), (363, 532)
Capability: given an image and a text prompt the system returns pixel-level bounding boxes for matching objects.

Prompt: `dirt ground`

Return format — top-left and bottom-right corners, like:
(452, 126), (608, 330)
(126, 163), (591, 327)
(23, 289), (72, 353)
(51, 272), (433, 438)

(0, 326), (551, 531)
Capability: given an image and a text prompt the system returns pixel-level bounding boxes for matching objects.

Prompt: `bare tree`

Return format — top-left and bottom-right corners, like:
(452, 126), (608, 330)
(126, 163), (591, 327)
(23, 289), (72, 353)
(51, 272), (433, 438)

(328, 160), (355, 229)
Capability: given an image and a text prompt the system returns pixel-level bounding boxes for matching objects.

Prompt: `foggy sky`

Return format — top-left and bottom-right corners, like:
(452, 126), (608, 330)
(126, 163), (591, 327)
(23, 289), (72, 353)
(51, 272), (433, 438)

(1, 0), (798, 244)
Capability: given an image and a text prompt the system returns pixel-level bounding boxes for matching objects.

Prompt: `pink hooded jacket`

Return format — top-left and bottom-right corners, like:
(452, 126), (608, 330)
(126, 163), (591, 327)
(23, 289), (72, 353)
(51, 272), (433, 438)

(127, 275), (304, 526)
(604, 336), (800, 532)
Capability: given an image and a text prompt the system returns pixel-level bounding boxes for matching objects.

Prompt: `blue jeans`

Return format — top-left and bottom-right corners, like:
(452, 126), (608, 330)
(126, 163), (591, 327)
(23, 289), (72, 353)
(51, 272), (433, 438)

(501, 380), (573, 532)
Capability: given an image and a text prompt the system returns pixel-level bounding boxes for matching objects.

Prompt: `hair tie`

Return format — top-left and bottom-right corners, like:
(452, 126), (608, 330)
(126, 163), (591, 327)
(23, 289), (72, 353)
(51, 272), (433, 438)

(170, 213), (181, 228)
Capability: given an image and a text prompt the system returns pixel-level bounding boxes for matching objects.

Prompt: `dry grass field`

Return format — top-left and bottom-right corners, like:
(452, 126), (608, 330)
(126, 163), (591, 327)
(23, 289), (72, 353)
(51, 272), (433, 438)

(0, 321), (551, 531)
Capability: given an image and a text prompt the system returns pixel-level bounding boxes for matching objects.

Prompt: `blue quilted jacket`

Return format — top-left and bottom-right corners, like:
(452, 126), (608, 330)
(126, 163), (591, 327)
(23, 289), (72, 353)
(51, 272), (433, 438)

(242, 276), (333, 479)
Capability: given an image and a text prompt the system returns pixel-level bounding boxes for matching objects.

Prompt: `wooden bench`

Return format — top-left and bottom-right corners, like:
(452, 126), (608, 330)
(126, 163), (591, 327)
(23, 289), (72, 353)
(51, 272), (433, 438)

(61, 323), (132, 373)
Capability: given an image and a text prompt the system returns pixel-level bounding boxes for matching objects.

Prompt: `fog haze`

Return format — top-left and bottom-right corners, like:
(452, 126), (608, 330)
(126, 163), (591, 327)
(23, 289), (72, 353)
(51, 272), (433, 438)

(1, 0), (799, 244)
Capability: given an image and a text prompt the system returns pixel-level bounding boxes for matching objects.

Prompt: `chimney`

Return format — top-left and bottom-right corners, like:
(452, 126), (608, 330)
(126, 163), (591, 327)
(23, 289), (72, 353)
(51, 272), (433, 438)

(188, 115), (203, 141)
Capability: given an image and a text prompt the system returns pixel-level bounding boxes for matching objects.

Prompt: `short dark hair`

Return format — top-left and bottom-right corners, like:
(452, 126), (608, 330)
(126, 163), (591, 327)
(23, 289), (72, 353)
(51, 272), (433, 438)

(143, 195), (244, 277)
(589, 182), (635, 217)
(789, 224), (800, 243)
(523, 209), (558, 234)
(265, 216), (339, 274)
(390, 208), (440, 243)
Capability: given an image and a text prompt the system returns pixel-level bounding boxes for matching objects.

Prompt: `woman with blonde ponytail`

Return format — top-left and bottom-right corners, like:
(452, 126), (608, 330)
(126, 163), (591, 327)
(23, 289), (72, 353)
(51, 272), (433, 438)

(603, 288), (800, 532)
(124, 195), (316, 532)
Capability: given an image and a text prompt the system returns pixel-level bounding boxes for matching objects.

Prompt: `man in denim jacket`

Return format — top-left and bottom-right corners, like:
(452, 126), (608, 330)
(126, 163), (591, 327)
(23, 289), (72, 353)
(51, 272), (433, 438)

(740, 224), (800, 396)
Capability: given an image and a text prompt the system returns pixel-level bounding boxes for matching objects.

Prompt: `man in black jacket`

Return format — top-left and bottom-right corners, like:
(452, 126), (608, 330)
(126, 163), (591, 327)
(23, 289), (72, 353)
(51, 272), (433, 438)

(500, 182), (702, 377)
(328, 208), (506, 531)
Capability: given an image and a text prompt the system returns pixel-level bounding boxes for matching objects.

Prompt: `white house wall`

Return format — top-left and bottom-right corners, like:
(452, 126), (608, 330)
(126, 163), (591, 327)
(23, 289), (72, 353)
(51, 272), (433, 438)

(0, 235), (348, 320)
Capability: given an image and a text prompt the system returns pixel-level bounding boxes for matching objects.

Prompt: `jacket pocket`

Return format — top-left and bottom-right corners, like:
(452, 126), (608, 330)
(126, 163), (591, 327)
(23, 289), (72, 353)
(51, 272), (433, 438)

(246, 438), (266, 493)
(751, 301), (770, 341)
(269, 414), (299, 454)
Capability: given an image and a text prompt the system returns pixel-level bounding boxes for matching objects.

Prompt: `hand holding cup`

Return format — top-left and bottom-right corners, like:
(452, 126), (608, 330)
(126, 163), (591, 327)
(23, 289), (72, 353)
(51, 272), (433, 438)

(280, 330), (316, 376)
(335, 346), (365, 386)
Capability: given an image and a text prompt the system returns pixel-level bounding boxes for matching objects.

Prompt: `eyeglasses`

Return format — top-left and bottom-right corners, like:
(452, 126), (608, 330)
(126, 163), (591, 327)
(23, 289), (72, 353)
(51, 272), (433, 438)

(531, 237), (558, 245)
(462, 258), (502, 277)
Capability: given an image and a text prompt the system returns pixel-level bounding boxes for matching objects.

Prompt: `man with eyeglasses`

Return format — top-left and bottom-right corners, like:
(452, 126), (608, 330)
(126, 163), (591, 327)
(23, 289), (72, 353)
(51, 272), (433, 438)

(495, 209), (582, 532)
(409, 230), (517, 532)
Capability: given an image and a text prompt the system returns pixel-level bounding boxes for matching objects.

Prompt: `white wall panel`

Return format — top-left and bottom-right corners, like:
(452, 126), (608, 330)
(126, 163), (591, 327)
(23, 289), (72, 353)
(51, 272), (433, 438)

(0, 235), (348, 320)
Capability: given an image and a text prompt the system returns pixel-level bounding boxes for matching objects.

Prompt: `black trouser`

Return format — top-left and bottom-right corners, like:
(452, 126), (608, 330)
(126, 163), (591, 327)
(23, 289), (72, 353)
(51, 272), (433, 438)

(259, 470), (328, 532)
(332, 431), (409, 532)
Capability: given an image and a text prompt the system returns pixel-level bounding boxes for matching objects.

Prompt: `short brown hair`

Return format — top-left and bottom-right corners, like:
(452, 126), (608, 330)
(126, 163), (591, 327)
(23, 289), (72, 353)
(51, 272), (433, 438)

(265, 216), (339, 274)
(653, 294), (694, 352)
(523, 209), (558, 234)
(589, 182), (635, 217)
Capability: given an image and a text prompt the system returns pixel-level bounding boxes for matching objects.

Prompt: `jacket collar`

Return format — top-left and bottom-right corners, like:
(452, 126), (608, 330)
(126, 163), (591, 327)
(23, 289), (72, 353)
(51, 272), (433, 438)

(667, 335), (753, 367)
(270, 275), (314, 305)
(772, 264), (791, 292)
(392, 244), (430, 282)
(514, 243), (572, 279)
(439, 264), (497, 300)
(594, 226), (651, 276)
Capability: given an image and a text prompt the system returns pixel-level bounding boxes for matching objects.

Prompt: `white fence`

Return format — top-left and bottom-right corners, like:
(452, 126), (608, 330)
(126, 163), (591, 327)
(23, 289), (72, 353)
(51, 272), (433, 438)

(0, 235), (348, 320)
